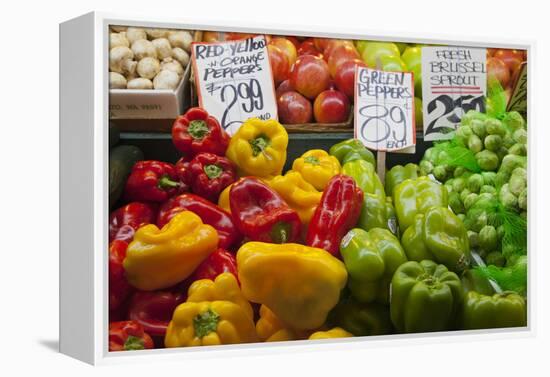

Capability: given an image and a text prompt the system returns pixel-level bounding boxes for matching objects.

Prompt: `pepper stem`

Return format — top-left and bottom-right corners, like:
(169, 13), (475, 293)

(249, 135), (270, 157)
(123, 336), (145, 351)
(270, 221), (292, 244)
(304, 156), (321, 165)
(193, 309), (220, 338)
(188, 120), (210, 140)
(204, 164), (223, 179)
(158, 175), (180, 190)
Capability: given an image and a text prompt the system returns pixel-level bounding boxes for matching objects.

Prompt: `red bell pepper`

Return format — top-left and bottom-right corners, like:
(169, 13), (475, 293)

(109, 321), (154, 351)
(306, 174), (363, 257)
(191, 248), (238, 282)
(109, 240), (133, 312)
(123, 161), (183, 203)
(157, 193), (241, 249)
(230, 177), (302, 244)
(128, 290), (185, 339)
(109, 202), (158, 243)
(188, 152), (237, 202)
(175, 156), (191, 192)
(172, 107), (230, 157)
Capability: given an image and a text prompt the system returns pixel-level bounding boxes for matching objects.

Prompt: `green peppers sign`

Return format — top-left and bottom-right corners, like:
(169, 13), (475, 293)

(191, 36), (278, 135)
(354, 66), (416, 152)
(421, 46), (487, 141)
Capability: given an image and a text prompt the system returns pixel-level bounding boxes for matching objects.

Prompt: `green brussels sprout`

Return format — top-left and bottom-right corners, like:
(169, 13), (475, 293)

(518, 188), (527, 210)
(509, 174), (526, 196)
(495, 171), (510, 188)
(433, 165), (447, 182)
(496, 147), (509, 162)
(477, 193), (495, 204)
(476, 150), (499, 171)
(499, 183), (518, 209)
(461, 110), (486, 126)
(471, 119), (487, 139)
(452, 177), (467, 193)
(468, 134), (483, 153)
(467, 174), (484, 193)
(467, 230), (479, 248)
(512, 167), (527, 180)
(484, 134), (502, 152)
(457, 213), (466, 222)
(485, 251), (506, 267)
(479, 225), (498, 251)
(419, 159), (434, 175)
(480, 185), (496, 194)
(513, 128), (528, 144)
(456, 125), (474, 144)
(500, 155), (526, 174)
(502, 111), (525, 130)
(444, 178), (455, 193)
(472, 212), (488, 232)
(454, 166), (467, 178)
(464, 193), (479, 210)
(460, 188), (471, 203)
(448, 191), (465, 214)
(481, 171), (497, 186)
(508, 143), (527, 156)
(423, 147), (439, 163)
(497, 225), (505, 240)
(485, 118), (506, 136)
(502, 134), (516, 149)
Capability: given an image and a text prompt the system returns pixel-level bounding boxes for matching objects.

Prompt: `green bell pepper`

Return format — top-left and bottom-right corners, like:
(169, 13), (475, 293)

(329, 297), (393, 336)
(461, 291), (527, 330)
(342, 160), (395, 233)
(390, 260), (463, 333)
(329, 139), (376, 166)
(385, 163), (419, 197)
(461, 269), (496, 296)
(393, 176), (448, 232)
(340, 228), (408, 304)
(401, 207), (470, 273)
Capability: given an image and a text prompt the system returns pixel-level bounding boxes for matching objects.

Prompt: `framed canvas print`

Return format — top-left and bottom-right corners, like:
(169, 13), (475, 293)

(59, 12), (532, 365)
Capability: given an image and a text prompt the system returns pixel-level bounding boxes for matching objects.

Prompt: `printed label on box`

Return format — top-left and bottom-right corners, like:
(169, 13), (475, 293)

(354, 66), (416, 152)
(191, 35), (278, 135)
(421, 46), (487, 141)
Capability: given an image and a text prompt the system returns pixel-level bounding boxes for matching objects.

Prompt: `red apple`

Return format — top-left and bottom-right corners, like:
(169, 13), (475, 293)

(290, 55), (331, 99)
(277, 91), (313, 124)
(313, 89), (350, 123)
(494, 49), (525, 75)
(313, 38), (330, 53)
(487, 57), (511, 88)
(268, 44), (290, 85)
(298, 39), (323, 58)
(334, 58), (367, 99)
(276, 79), (294, 98)
(327, 44), (360, 77)
(285, 36), (301, 49)
(323, 40), (355, 62)
(270, 37), (298, 67)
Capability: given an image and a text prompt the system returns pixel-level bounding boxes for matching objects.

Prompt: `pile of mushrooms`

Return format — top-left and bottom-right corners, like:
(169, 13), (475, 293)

(109, 26), (193, 90)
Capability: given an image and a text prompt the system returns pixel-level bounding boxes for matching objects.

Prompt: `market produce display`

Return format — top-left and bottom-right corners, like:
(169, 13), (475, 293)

(108, 32), (528, 352)
(109, 26), (192, 90)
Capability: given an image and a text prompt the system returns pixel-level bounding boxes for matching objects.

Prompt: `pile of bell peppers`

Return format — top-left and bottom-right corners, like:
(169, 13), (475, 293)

(108, 107), (527, 352)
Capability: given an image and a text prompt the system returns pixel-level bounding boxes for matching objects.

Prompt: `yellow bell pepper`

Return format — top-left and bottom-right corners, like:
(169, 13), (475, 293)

(256, 305), (297, 342)
(123, 211), (218, 291)
(218, 184), (233, 213)
(237, 242), (348, 330)
(264, 171), (322, 224)
(292, 149), (341, 191)
(164, 300), (258, 347)
(226, 118), (288, 177)
(309, 327), (353, 340)
(187, 273), (253, 321)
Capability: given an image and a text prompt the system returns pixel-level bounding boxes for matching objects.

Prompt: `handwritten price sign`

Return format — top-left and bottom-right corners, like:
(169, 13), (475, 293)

(421, 46), (487, 141)
(354, 66), (416, 152)
(191, 36), (277, 135)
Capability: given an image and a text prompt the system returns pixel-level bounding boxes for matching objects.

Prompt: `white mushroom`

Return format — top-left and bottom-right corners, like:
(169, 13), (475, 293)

(127, 78), (153, 89)
(161, 58), (184, 76)
(110, 32), (129, 49)
(152, 38), (173, 60)
(109, 72), (127, 89)
(153, 70), (180, 90)
(168, 31), (193, 52)
(126, 27), (147, 45)
(109, 46), (137, 75)
(172, 47), (190, 67)
(110, 25), (128, 33)
(145, 28), (169, 39)
(131, 39), (157, 60)
(137, 57), (161, 79)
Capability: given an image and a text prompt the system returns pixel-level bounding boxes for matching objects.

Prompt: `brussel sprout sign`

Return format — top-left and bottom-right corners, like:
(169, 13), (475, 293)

(421, 47), (487, 141)
(191, 35), (278, 135)
(354, 66), (416, 152)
